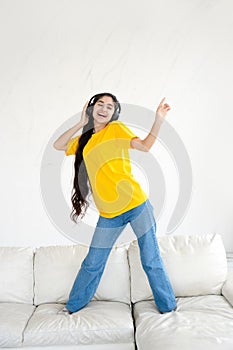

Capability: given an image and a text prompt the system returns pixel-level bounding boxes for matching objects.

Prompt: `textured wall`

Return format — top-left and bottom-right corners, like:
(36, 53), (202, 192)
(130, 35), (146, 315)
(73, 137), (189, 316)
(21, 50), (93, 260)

(0, 0), (232, 251)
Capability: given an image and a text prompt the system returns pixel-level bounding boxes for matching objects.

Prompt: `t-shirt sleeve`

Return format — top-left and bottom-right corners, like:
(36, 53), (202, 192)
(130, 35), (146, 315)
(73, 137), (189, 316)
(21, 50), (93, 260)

(114, 121), (139, 148)
(65, 135), (81, 156)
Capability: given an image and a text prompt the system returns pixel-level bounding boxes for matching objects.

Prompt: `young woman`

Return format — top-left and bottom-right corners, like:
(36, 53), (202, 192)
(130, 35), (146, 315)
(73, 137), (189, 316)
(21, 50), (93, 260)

(53, 92), (177, 314)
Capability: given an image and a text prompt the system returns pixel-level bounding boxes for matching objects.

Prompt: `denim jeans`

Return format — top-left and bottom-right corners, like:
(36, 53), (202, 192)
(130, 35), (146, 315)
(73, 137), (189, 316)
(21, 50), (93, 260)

(66, 199), (177, 313)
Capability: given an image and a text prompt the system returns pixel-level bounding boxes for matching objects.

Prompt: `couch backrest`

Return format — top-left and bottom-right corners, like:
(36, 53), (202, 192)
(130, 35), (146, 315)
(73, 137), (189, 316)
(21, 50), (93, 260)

(33, 243), (130, 305)
(128, 234), (227, 303)
(0, 247), (34, 303)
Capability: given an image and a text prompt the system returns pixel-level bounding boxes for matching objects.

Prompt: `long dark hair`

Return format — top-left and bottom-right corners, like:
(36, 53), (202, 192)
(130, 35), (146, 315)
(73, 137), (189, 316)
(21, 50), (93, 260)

(70, 92), (121, 223)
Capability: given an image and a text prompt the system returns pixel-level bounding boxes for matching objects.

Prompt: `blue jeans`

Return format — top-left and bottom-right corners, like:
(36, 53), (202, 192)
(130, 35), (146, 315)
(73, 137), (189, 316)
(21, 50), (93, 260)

(66, 199), (176, 313)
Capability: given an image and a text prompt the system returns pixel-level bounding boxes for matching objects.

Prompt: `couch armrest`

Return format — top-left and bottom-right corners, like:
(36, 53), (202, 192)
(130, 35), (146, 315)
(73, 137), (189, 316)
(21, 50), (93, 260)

(222, 271), (233, 307)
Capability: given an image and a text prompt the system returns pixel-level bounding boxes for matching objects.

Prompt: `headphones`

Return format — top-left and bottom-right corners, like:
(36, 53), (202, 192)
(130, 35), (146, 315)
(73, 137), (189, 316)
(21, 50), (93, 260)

(86, 93), (121, 121)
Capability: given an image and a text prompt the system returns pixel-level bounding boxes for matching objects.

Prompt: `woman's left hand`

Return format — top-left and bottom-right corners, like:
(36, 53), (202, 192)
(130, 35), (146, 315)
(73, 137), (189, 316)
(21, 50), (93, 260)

(155, 97), (171, 121)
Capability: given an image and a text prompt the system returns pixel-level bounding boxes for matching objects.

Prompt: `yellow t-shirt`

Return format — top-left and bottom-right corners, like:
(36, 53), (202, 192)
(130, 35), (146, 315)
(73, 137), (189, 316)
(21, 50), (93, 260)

(66, 120), (148, 217)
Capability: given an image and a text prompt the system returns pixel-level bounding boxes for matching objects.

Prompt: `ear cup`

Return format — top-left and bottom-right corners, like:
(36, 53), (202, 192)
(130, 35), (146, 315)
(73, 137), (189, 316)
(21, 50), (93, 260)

(111, 108), (119, 121)
(86, 104), (93, 118)
(111, 99), (121, 121)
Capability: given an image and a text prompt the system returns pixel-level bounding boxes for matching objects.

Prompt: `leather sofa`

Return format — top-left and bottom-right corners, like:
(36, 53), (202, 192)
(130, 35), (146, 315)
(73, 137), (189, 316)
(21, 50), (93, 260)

(0, 234), (233, 350)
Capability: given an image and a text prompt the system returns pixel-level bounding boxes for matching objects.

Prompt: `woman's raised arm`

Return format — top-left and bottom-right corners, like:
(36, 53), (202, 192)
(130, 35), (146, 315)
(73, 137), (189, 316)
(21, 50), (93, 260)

(53, 101), (89, 151)
(130, 97), (171, 152)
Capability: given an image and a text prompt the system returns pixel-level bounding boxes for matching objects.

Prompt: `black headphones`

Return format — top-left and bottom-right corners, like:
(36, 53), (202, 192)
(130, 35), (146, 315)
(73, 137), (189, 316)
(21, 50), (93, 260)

(86, 93), (121, 121)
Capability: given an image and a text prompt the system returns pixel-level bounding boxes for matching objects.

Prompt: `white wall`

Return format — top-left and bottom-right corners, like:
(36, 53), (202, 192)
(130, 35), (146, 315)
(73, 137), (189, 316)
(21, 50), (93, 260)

(1, 0), (233, 251)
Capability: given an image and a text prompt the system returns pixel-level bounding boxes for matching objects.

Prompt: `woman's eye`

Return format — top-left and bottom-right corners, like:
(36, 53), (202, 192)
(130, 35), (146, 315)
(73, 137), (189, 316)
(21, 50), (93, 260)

(96, 103), (112, 110)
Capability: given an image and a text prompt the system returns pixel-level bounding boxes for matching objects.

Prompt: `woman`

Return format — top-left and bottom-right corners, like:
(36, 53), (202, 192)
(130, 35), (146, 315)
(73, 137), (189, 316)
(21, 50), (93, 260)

(53, 92), (177, 314)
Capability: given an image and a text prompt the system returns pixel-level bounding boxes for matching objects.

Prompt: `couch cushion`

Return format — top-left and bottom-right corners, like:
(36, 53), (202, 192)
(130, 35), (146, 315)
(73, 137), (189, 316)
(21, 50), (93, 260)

(0, 303), (35, 347)
(34, 244), (130, 305)
(133, 295), (233, 350)
(0, 247), (34, 303)
(23, 301), (134, 347)
(128, 234), (227, 302)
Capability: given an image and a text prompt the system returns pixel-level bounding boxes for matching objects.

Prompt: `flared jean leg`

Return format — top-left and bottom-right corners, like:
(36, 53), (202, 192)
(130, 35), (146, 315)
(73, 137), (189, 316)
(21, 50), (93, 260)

(130, 201), (177, 313)
(137, 229), (177, 312)
(66, 246), (112, 312)
(66, 219), (126, 313)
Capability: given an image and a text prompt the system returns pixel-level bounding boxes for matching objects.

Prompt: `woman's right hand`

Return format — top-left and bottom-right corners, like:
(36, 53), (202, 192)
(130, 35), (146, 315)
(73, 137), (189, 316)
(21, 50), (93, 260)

(80, 100), (89, 127)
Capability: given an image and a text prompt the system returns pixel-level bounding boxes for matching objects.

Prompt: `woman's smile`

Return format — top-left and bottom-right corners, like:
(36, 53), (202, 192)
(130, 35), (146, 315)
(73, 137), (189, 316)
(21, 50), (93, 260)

(97, 112), (107, 117)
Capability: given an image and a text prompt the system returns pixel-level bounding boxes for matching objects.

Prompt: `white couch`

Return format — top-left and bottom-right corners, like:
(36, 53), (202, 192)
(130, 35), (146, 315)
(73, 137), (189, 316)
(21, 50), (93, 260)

(0, 234), (233, 350)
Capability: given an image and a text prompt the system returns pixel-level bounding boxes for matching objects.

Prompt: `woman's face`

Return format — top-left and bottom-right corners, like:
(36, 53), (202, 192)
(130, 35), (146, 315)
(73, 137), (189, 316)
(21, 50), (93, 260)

(92, 95), (115, 125)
